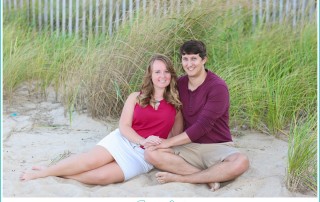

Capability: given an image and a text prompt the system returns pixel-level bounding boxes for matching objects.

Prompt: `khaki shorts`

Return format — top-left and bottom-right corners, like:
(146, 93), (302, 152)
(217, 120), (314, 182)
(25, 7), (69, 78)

(172, 142), (239, 170)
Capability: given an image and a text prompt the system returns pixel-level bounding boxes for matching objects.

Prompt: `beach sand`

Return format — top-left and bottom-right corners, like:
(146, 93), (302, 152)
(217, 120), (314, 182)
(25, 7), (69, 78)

(2, 84), (316, 197)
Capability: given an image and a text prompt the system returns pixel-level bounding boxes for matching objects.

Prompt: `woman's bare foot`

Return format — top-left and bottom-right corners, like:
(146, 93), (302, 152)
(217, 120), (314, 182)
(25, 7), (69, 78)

(20, 166), (48, 181)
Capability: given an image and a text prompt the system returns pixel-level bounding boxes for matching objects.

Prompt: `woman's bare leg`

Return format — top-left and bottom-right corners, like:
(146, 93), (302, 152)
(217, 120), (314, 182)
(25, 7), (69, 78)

(20, 146), (113, 181)
(64, 161), (125, 185)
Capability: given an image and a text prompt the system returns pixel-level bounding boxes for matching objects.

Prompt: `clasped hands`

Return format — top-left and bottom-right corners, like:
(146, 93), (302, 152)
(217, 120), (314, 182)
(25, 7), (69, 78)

(140, 135), (161, 148)
(140, 135), (169, 151)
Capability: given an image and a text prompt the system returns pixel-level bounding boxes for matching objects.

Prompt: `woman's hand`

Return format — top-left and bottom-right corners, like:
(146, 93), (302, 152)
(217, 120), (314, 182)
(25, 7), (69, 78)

(145, 139), (171, 151)
(140, 135), (162, 147)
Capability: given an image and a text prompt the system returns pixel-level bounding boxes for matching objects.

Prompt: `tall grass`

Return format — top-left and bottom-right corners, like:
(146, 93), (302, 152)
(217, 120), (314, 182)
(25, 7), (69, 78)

(287, 112), (317, 193)
(209, 24), (317, 135)
(3, 0), (317, 193)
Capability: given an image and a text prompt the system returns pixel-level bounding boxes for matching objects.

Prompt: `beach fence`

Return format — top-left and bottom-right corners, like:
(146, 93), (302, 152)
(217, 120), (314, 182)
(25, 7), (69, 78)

(3, 0), (317, 39)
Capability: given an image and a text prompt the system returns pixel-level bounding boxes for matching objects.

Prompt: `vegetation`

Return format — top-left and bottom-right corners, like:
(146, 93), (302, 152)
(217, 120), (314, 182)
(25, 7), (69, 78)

(3, 0), (317, 194)
(287, 113), (317, 193)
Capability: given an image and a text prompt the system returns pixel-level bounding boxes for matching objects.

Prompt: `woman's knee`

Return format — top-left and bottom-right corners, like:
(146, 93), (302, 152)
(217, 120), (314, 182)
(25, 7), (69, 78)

(83, 147), (112, 169)
(97, 174), (124, 185)
(81, 153), (105, 170)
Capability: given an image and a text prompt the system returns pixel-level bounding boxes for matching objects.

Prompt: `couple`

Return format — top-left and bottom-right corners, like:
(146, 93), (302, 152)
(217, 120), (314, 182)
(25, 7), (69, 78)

(20, 40), (249, 191)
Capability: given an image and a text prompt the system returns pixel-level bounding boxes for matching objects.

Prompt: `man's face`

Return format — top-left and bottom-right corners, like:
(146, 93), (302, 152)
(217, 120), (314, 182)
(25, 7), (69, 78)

(181, 54), (206, 77)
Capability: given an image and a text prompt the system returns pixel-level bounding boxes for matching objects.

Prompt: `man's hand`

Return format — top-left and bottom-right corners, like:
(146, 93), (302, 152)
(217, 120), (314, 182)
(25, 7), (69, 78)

(145, 132), (191, 150)
(145, 139), (171, 151)
(140, 135), (162, 147)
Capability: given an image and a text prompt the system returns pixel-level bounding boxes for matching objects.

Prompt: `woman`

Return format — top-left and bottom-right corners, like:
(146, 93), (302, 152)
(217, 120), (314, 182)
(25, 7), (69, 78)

(20, 54), (183, 185)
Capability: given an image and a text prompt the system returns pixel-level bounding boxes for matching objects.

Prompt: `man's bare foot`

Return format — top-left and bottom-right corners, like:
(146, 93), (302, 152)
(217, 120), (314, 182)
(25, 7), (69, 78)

(155, 172), (181, 184)
(207, 182), (220, 191)
(156, 172), (220, 191)
(20, 166), (48, 181)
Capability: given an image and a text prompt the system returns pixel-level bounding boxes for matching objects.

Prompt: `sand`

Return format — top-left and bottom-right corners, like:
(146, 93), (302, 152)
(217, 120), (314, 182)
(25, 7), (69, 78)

(2, 84), (317, 198)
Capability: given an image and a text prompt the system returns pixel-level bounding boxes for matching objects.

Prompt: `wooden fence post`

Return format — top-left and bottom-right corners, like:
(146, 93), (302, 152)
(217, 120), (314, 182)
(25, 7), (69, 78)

(62, 0), (66, 35)
(129, 0), (133, 24)
(95, 0), (99, 37)
(56, 0), (60, 37)
(50, 0), (53, 35)
(82, 0), (86, 41)
(109, 0), (113, 36)
(31, 0), (35, 27)
(69, 0), (73, 36)
(252, 0), (256, 30)
(3, 0), (317, 39)
(89, 0), (92, 36)
(38, 0), (42, 32)
(44, 0), (48, 31)
(115, 0), (120, 31)
(122, 0), (126, 25)
(75, 0), (79, 37)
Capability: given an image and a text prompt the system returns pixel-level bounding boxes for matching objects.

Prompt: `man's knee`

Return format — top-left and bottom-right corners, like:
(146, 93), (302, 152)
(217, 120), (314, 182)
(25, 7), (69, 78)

(235, 153), (250, 173)
(225, 153), (250, 175)
(144, 150), (160, 165)
(145, 149), (173, 167)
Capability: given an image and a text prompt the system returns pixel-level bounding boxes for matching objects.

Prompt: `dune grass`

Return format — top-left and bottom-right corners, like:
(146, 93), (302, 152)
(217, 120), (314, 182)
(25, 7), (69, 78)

(287, 112), (317, 193)
(210, 24), (317, 134)
(3, 0), (317, 193)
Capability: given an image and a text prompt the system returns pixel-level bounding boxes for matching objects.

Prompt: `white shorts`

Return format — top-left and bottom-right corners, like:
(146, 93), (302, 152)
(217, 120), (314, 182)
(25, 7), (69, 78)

(97, 129), (153, 181)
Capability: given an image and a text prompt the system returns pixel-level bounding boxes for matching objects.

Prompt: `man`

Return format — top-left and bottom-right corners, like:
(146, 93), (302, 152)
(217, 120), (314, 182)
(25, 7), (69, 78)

(144, 40), (249, 191)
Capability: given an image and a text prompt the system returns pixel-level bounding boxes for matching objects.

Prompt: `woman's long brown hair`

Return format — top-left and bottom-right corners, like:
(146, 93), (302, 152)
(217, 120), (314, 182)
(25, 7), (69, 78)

(137, 54), (182, 111)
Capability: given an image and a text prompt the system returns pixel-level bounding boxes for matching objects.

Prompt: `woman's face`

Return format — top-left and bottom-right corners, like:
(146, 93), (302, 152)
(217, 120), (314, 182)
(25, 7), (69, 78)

(151, 60), (171, 89)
